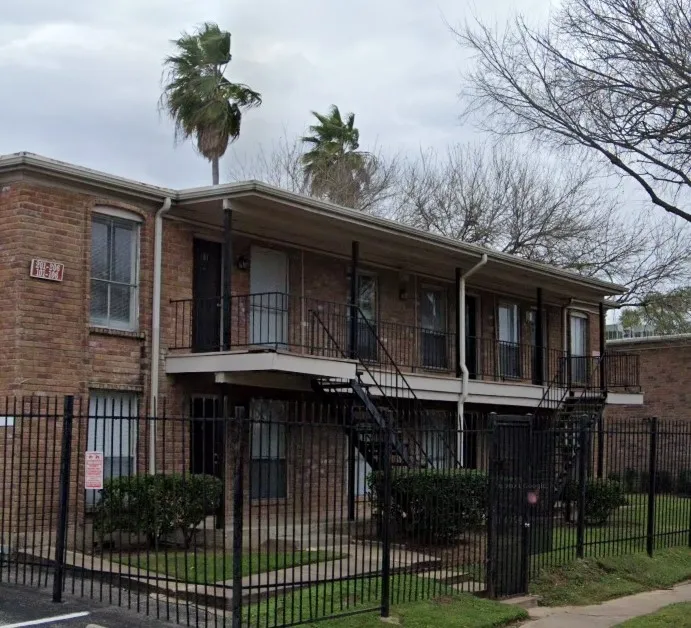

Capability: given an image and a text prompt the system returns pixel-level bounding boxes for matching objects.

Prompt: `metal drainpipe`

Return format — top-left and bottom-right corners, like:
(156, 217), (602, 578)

(457, 254), (488, 466)
(149, 196), (172, 475)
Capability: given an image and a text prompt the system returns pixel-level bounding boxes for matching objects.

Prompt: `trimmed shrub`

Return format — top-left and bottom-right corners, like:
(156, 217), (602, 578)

(620, 468), (641, 493)
(94, 473), (222, 547)
(368, 469), (488, 544)
(677, 470), (691, 496)
(639, 471), (676, 494)
(563, 479), (627, 526)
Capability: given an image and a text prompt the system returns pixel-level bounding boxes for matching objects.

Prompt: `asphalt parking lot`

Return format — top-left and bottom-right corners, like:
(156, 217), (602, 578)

(0, 581), (191, 627)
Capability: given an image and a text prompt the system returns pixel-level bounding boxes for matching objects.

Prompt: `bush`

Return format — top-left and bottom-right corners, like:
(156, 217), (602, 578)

(657, 471), (676, 494)
(677, 470), (691, 496)
(639, 470), (676, 494)
(563, 479), (627, 526)
(368, 469), (487, 544)
(620, 468), (641, 493)
(94, 474), (222, 548)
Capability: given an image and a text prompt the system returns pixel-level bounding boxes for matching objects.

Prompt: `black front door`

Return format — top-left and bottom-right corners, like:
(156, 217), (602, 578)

(466, 296), (478, 379)
(192, 239), (222, 352)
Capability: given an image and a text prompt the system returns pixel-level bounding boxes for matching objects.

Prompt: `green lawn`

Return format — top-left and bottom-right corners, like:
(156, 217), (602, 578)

(530, 547), (691, 607)
(533, 495), (691, 571)
(616, 602), (691, 626)
(122, 549), (336, 584)
(244, 575), (527, 628)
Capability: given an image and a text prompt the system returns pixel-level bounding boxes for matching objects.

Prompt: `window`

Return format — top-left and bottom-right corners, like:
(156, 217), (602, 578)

(351, 273), (378, 362)
(250, 401), (287, 499)
(421, 414), (454, 469)
(87, 391), (137, 506)
(497, 303), (520, 378)
(420, 287), (448, 369)
(90, 213), (139, 330)
(570, 313), (589, 384)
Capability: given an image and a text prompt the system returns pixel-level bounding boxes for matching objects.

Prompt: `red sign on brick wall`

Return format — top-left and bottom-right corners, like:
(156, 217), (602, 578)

(29, 259), (64, 282)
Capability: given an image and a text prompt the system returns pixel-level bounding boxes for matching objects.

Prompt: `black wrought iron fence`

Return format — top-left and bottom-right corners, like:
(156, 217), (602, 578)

(1, 395), (689, 627)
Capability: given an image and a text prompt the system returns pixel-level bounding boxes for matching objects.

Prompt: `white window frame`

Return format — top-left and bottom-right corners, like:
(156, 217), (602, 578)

(497, 302), (520, 344)
(86, 391), (138, 505)
(419, 285), (447, 333)
(90, 210), (140, 331)
(569, 311), (589, 357)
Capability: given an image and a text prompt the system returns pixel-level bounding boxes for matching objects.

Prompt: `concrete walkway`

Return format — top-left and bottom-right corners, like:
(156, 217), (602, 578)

(522, 581), (691, 627)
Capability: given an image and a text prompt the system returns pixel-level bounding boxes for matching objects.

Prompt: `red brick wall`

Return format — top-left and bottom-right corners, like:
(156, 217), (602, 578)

(606, 337), (691, 420)
(0, 182), (157, 399)
(0, 184), (21, 394)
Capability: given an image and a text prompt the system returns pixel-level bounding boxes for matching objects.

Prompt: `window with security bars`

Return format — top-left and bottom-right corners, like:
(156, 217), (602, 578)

(250, 400), (287, 499)
(86, 391), (137, 506)
(90, 214), (139, 330)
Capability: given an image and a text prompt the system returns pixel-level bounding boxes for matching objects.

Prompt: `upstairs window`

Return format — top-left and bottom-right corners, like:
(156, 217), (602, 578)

(90, 211), (139, 330)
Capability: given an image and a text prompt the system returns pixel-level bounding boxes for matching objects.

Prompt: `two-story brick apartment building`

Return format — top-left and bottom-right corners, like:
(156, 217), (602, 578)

(0, 152), (643, 512)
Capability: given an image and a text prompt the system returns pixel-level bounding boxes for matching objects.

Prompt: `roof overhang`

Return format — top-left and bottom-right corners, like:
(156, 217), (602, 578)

(0, 153), (626, 303)
(173, 181), (626, 303)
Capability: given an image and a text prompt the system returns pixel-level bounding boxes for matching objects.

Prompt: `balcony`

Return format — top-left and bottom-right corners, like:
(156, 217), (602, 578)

(169, 293), (640, 392)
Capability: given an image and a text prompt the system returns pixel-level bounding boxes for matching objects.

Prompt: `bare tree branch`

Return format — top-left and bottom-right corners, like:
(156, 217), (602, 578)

(385, 141), (691, 304)
(455, 0), (691, 223)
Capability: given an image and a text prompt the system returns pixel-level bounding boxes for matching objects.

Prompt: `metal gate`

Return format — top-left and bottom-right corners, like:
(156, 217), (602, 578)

(487, 415), (532, 597)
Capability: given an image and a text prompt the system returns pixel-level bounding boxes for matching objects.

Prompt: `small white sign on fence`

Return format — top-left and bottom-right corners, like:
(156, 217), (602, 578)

(85, 451), (104, 490)
(0, 416), (14, 427)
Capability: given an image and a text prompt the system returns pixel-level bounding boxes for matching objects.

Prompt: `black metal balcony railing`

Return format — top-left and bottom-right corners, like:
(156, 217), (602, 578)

(170, 293), (641, 391)
(468, 337), (567, 385)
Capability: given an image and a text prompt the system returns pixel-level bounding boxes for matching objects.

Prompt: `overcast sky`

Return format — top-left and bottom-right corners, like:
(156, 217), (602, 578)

(0, 0), (550, 188)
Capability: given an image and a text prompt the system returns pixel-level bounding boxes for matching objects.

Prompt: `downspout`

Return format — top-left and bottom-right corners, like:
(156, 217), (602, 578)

(149, 196), (172, 474)
(563, 298), (575, 388)
(457, 254), (488, 466)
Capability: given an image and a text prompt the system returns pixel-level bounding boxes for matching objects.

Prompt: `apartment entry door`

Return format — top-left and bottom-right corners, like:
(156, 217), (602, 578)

(250, 246), (288, 347)
(192, 239), (223, 352)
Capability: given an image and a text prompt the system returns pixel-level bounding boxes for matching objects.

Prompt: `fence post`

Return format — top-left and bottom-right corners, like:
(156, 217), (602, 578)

(231, 406), (246, 628)
(576, 417), (588, 559)
(380, 423), (392, 619)
(646, 417), (658, 558)
(52, 395), (74, 603)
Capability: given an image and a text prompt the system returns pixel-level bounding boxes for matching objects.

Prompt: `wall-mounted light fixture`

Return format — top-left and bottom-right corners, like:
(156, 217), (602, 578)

(236, 255), (250, 271)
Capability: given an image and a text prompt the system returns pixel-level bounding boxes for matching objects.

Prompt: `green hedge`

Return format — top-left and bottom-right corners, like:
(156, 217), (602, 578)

(610, 468), (691, 495)
(368, 469), (488, 544)
(563, 478), (627, 526)
(94, 474), (223, 548)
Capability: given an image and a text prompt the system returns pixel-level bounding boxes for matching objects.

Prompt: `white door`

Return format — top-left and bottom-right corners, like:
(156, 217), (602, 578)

(250, 247), (288, 346)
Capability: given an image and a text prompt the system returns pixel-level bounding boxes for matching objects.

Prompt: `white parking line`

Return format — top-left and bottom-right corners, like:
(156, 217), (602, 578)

(0, 611), (90, 627)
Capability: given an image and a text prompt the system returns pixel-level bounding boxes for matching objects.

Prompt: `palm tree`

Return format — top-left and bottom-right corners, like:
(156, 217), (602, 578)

(301, 105), (371, 206)
(161, 23), (262, 185)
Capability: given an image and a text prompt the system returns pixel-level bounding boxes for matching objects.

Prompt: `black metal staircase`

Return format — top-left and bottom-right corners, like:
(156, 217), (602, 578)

(535, 356), (608, 501)
(309, 306), (459, 471)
